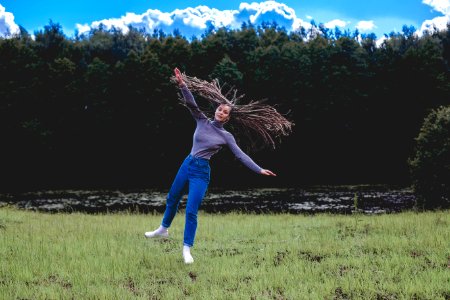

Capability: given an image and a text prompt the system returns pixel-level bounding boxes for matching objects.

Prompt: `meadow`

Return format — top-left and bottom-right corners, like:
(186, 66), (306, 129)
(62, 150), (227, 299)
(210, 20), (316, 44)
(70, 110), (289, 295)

(1, 208), (449, 299)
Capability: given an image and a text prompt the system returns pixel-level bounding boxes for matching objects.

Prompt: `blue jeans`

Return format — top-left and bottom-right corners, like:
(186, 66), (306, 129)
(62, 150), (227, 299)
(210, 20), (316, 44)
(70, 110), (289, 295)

(161, 155), (210, 247)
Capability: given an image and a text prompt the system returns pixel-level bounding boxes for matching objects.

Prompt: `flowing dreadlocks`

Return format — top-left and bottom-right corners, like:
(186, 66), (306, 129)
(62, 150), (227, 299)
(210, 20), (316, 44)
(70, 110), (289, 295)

(171, 73), (294, 150)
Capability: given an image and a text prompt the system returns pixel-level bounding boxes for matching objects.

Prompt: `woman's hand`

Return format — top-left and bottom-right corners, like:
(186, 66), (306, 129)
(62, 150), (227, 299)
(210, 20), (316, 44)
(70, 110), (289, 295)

(174, 67), (184, 86)
(260, 169), (277, 176)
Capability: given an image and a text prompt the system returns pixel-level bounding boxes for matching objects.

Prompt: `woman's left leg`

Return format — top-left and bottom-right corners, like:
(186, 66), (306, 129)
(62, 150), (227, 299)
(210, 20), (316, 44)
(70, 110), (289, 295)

(183, 176), (209, 247)
(182, 175), (209, 264)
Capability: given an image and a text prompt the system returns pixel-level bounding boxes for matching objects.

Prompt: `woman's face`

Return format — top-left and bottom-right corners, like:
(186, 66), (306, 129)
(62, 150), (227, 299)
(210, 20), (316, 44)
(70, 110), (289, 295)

(215, 104), (231, 123)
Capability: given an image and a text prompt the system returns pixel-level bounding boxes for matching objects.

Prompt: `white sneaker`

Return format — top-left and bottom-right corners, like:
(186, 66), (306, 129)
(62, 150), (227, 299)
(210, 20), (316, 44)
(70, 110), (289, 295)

(183, 246), (194, 264)
(183, 252), (194, 264)
(144, 226), (169, 238)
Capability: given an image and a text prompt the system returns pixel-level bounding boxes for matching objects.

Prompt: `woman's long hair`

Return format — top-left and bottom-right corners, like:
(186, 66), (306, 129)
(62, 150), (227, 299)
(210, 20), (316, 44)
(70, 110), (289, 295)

(171, 73), (293, 151)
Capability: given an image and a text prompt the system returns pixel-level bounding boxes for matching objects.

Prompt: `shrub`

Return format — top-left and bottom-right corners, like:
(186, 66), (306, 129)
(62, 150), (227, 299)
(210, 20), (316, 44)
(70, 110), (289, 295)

(408, 105), (450, 209)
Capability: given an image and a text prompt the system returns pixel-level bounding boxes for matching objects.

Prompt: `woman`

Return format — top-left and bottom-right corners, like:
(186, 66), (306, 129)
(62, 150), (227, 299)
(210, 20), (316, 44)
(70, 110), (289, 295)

(145, 68), (292, 264)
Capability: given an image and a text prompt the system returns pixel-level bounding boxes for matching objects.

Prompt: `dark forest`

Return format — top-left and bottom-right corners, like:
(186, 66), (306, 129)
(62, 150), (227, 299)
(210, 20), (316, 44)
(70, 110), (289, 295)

(1, 21), (449, 191)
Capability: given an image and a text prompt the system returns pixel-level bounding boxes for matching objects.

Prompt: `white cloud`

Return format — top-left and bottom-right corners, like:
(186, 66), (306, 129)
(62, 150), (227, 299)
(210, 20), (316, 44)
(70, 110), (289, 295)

(77, 9), (177, 35)
(376, 36), (387, 47)
(0, 4), (20, 37)
(172, 6), (236, 29)
(238, 1), (296, 26)
(77, 6), (240, 36)
(356, 20), (376, 31)
(418, 15), (450, 34)
(306, 15), (313, 20)
(76, 1), (310, 37)
(237, 1), (311, 31)
(422, 0), (450, 14)
(418, 0), (450, 35)
(324, 19), (348, 28)
(76, 23), (91, 34)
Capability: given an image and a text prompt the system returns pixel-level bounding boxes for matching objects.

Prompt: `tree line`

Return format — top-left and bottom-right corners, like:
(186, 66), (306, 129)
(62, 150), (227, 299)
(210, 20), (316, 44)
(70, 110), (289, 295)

(1, 21), (449, 191)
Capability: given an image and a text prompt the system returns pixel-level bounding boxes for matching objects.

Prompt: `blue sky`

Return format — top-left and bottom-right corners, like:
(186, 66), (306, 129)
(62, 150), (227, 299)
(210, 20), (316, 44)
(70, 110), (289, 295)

(1, 0), (449, 41)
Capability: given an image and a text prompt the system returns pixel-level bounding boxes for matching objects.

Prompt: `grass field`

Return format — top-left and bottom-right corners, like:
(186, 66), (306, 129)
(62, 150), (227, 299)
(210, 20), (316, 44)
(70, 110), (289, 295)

(0, 207), (449, 299)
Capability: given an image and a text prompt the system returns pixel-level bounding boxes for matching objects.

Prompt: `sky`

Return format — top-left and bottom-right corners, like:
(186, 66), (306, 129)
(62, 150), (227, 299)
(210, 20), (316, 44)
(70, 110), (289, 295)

(1, 0), (449, 43)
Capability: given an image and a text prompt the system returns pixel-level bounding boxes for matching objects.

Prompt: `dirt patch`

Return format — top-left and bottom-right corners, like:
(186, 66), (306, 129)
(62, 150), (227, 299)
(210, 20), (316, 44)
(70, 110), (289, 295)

(375, 292), (398, 300)
(362, 247), (385, 255)
(337, 225), (357, 238)
(333, 287), (349, 300)
(253, 255), (266, 267)
(423, 256), (438, 269)
(44, 275), (72, 289)
(241, 276), (252, 283)
(22, 275), (73, 289)
(155, 278), (174, 285)
(298, 250), (325, 263)
(154, 238), (172, 244)
(148, 294), (161, 300)
(338, 265), (352, 276)
(210, 248), (243, 257)
(410, 251), (423, 258)
(273, 250), (290, 266)
(260, 288), (287, 300)
(188, 271), (197, 282)
(124, 277), (139, 296)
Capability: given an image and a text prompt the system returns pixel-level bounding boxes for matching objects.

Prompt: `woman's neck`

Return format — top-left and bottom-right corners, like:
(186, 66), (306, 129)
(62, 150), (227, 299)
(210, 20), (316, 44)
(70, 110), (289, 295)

(212, 119), (224, 128)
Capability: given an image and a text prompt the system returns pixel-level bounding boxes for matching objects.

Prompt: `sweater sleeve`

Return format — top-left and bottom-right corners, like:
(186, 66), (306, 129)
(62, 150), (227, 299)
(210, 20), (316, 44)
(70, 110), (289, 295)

(225, 133), (262, 174)
(180, 85), (207, 120)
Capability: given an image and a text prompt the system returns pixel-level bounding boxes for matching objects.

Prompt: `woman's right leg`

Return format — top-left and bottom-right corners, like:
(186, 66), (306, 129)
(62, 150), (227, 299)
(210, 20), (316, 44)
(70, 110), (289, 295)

(145, 159), (189, 238)
(144, 157), (190, 238)
(161, 160), (189, 228)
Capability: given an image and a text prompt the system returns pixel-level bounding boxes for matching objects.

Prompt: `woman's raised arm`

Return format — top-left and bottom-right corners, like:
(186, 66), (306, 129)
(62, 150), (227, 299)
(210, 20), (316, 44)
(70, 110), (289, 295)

(174, 68), (207, 120)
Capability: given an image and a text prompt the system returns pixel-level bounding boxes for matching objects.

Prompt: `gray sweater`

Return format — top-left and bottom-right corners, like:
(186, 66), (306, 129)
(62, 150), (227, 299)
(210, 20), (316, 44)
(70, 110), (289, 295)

(181, 86), (262, 174)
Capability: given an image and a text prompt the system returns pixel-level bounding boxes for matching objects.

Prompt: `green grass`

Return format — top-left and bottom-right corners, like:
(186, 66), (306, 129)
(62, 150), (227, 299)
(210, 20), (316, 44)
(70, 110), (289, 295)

(0, 207), (449, 299)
